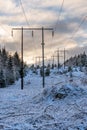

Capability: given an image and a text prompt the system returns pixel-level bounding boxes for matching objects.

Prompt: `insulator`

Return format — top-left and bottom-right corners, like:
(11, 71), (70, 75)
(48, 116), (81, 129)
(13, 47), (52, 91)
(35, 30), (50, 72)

(32, 30), (34, 37)
(11, 30), (13, 37)
(52, 30), (54, 37)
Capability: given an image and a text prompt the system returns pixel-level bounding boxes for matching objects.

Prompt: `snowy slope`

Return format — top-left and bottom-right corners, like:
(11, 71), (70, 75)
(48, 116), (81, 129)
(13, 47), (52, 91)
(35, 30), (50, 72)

(0, 69), (87, 130)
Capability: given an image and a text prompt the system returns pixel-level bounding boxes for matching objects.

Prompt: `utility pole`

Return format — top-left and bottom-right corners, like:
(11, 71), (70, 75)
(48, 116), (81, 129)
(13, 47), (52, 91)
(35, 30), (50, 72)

(21, 27), (23, 90)
(51, 55), (55, 66)
(59, 49), (67, 69)
(55, 49), (65, 70)
(42, 27), (45, 87)
(12, 27), (53, 89)
(12, 27), (24, 90)
(35, 57), (37, 67)
(64, 48), (66, 69)
(32, 27), (53, 88)
(63, 49), (68, 69)
(35, 56), (47, 67)
(56, 49), (60, 70)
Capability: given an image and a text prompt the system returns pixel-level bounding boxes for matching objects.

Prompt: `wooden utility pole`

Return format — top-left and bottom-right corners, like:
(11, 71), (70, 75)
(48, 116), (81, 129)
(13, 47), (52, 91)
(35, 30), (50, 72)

(51, 55), (55, 66)
(35, 56), (47, 67)
(12, 27), (24, 90)
(55, 49), (67, 70)
(21, 27), (23, 89)
(59, 49), (67, 69)
(56, 49), (60, 70)
(64, 49), (66, 69)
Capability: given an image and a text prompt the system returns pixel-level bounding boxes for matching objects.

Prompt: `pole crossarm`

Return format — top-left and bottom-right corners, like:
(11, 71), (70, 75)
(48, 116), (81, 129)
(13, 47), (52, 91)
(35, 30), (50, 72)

(12, 27), (53, 30)
(36, 56), (47, 59)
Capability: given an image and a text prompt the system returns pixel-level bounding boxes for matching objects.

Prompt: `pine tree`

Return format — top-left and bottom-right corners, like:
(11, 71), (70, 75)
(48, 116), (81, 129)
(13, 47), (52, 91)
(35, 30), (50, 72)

(0, 49), (2, 70)
(47, 64), (50, 68)
(0, 47), (28, 86)
(68, 66), (72, 72)
(0, 70), (6, 88)
(81, 51), (86, 66)
(13, 52), (21, 67)
(45, 67), (50, 76)
(13, 52), (21, 80)
(6, 55), (15, 85)
(1, 47), (8, 67)
(52, 64), (54, 69)
(0, 48), (8, 85)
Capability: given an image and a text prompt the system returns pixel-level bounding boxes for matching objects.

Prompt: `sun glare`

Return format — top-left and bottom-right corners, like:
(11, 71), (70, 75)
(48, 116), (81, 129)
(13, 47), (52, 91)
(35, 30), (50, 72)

(0, 28), (6, 36)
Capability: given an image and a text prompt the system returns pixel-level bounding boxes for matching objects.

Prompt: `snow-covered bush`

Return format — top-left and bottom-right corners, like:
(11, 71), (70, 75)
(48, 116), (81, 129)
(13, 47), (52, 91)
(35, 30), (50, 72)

(81, 77), (87, 85)
(85, 67), (87, 75)
(68, 66), (72, 72)
(40, 67), (50, 76)
(45, 68), (50, 76)
(43, 87), (49, 96)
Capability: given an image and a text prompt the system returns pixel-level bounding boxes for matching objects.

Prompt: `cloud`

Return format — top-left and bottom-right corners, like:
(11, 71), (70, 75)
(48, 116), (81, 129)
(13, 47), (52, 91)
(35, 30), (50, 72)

(67, 45), (87, 59)
(0, 0), (87, 64)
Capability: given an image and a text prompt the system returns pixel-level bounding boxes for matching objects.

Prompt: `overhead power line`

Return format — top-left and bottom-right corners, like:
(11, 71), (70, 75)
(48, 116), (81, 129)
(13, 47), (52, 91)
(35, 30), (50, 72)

(70, 16), (87, 39)
(58, 15), (87, 44)
(54, 0), (64, 30)
(58, 0), (64, 20)
(19, 0), (29, 26)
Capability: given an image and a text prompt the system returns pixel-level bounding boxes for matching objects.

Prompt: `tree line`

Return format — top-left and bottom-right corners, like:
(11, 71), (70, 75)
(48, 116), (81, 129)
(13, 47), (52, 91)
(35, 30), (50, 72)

(65, 52), (87, 67)
(0, 47), (28, 88)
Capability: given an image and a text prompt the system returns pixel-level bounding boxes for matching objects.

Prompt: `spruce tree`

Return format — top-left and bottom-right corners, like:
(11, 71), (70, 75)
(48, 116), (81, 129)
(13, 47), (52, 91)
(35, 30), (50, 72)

(81, 51), (86, 66)
(52, 64), (54, 69)
(0, 70), (6, 88)
(6, 55), (15, 85)
(0, 47), (28, 86)
(0, 49), (2, 70)
(1, 47), (8, 67)
(13, 52), (21, 80)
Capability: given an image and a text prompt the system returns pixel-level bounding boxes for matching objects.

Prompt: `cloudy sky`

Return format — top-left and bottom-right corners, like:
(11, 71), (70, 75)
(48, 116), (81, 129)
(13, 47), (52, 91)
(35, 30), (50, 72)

(0, 0), (87, 64)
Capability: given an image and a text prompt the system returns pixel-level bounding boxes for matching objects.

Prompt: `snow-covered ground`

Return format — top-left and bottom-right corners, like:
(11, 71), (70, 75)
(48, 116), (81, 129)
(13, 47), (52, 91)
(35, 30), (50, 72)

(0, 68), (87, 130)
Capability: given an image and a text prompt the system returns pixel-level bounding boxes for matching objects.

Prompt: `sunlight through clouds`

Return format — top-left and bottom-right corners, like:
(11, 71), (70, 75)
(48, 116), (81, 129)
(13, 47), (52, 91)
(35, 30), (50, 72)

(0, 0), (87, 63)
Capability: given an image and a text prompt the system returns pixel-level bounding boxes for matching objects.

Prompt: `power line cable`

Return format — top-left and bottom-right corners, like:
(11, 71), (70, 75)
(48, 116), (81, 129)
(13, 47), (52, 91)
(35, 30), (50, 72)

(54, 0), (86, 40)
(70, 16), (87, 39)
(19, 0), (29, 26)
(54, 0), (64, 31)
(57, 15), (87, 44)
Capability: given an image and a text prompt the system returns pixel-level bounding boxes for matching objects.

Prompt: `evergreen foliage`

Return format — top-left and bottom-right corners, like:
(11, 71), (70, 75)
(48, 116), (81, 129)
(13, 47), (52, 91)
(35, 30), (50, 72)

(51, 64), (54, 69)
(0, 70), (6, 88)
(68, 66), (72, 72)
(45, 67), (50, 76)
(40, 66), (50, 76)
(65, 52), (87, 67)
(6, 55), (15, 85)
(0, 48), (28, 87)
